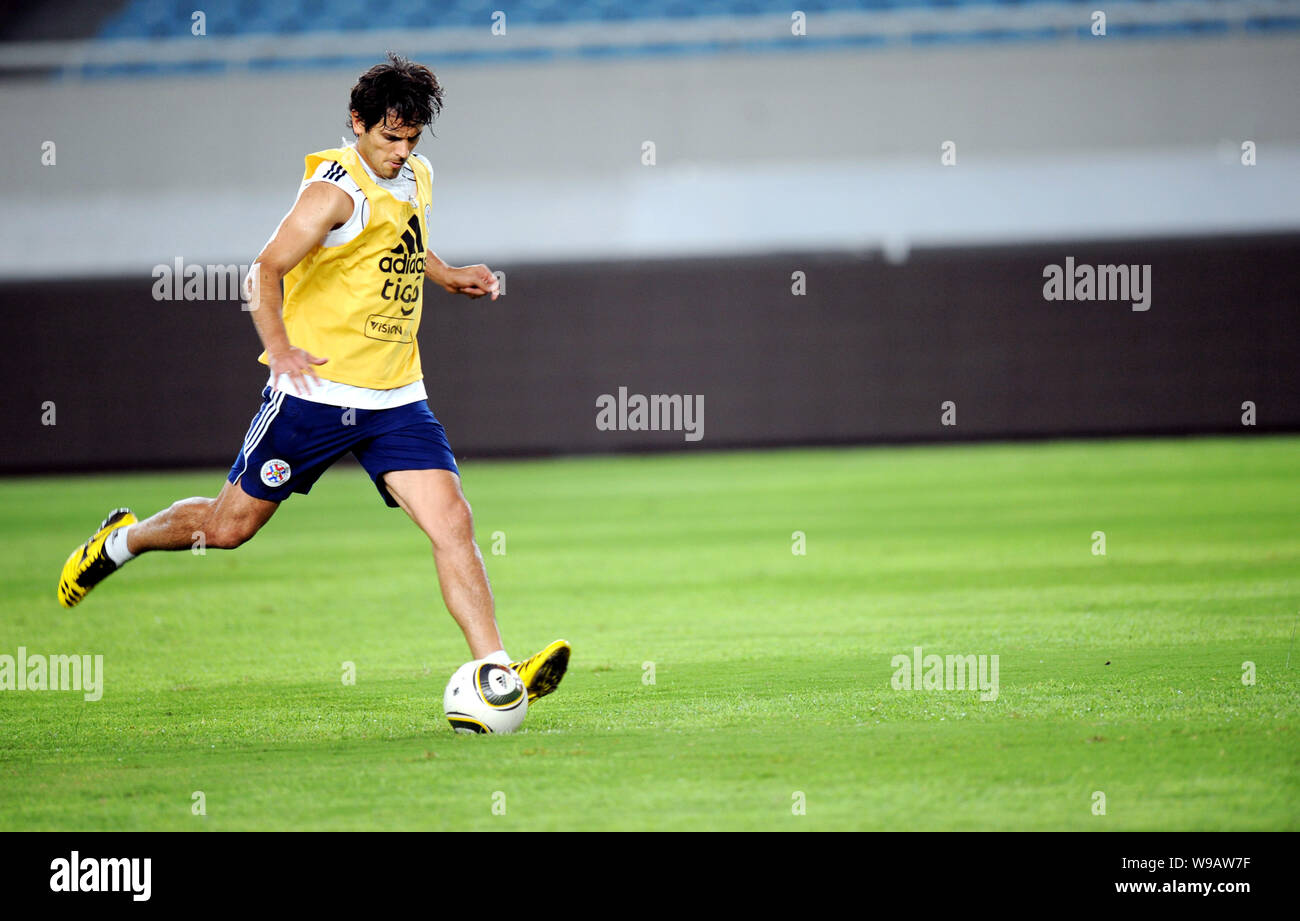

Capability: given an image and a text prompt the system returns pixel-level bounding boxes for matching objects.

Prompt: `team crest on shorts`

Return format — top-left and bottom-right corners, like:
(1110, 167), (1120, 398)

(260, 459), (291, 487)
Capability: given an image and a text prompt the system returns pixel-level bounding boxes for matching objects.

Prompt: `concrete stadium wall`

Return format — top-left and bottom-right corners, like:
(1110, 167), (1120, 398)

(2, 35), (1298, 276)
(4, 232), (1297, 473)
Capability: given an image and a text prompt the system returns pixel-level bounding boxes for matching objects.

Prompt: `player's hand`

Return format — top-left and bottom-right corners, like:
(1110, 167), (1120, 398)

(268, 346), (328, 396)
(439, 264), (499, 300)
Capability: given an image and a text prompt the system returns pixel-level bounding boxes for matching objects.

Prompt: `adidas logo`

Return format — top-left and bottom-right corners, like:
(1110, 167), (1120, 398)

(390, 213), (424, 256)
(377, 214), (425, 312)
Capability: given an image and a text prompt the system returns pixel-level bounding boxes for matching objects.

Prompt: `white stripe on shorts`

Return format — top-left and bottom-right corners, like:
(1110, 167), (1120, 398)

(234, 390), (285, 484)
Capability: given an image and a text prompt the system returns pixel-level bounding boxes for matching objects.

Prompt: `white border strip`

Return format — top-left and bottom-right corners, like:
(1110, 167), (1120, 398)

(2, 147), (1296, 279)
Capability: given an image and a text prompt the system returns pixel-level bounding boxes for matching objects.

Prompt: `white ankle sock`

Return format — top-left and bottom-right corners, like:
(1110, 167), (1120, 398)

(104, 525), (136, 565)
(482, 649), (511, 666)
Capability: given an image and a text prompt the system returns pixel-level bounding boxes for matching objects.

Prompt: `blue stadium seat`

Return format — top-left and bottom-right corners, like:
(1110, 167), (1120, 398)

(95, 0), (1291, 41)
(82, 0), (1300, 77)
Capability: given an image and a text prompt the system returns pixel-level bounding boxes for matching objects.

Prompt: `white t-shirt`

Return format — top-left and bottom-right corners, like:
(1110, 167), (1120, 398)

(264, 145), (434, 410)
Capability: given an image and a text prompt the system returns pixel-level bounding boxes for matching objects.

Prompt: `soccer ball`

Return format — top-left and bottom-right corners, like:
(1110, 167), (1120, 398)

(443, 659), (528, 734)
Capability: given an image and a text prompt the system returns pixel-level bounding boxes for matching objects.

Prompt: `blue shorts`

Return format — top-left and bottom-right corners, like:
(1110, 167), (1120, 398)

(227, 385), (459, 507)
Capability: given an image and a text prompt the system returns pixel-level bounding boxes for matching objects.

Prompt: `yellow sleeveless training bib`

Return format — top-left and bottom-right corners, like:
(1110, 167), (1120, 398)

(257, 146), (433, 389)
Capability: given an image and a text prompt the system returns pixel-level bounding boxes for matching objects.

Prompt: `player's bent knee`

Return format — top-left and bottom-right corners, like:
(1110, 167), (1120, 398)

(204, 528), (240, 550)
(204, 513), (265, 550)
(427, 499), (474, 550)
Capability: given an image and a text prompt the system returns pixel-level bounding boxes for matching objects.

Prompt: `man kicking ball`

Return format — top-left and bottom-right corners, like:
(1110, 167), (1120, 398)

(56, 53), (569, 702)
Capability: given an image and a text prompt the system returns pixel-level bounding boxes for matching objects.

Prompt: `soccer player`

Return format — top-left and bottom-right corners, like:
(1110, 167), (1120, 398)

(57, 54), (569, 702)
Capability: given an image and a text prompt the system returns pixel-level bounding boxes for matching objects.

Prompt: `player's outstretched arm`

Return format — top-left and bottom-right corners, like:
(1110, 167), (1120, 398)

(245, 182), (356, 394)
(425, 249), (500, 300)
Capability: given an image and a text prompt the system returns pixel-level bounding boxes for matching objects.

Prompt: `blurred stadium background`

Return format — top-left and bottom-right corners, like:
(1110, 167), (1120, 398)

(1, 0), (1297, 469)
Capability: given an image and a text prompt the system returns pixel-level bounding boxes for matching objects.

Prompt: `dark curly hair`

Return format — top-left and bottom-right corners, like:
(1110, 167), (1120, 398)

(348, 52), (444, 135)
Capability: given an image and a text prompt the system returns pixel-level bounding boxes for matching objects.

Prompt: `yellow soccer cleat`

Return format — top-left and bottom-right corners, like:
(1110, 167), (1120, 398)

(57, 508), (136, 608)
(511, 639), (571, 702)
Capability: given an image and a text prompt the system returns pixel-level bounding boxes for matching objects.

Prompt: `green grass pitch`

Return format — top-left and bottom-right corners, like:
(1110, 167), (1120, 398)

(1, 436), (1297, 830)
